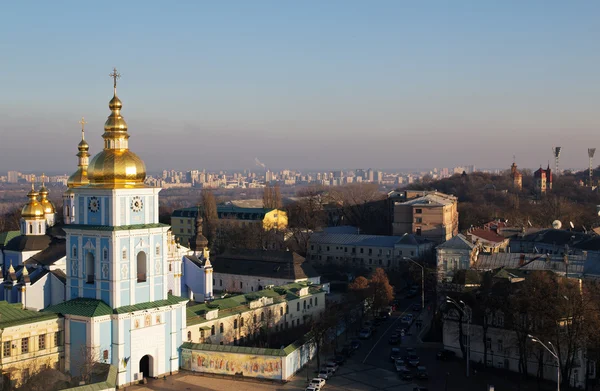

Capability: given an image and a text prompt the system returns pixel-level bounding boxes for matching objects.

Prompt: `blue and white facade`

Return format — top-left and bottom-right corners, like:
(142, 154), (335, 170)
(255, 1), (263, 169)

(58, 79), (187, 386)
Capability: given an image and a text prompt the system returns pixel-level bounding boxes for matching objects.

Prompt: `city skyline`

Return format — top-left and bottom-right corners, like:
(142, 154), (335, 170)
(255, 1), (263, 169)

(1, 1), (599, 172)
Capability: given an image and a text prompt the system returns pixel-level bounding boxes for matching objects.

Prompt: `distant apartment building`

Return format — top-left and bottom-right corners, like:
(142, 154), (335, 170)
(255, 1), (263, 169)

(466, 228), (509, 253)
(390, 191), (458, 243)
(171, 204), (288, 244)
(307, 231), (434, 270)
(7, 171), (19, 184)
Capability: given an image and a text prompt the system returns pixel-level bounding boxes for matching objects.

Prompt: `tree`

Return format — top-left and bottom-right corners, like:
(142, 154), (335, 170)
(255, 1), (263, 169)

(326, 183), (387, 234)
(349, 276), (370, 324)
(308, 308), (338, 371)
(263, 184), (282, 209)
(76, 346), (103, 385)
(368, 268), (394, 317)
(200, 190), (218, 249)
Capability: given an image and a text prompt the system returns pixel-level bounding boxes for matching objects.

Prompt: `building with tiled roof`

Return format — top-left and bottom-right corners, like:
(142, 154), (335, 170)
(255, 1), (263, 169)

(467, 228), (509, 253)
(436, 234), (479, 282)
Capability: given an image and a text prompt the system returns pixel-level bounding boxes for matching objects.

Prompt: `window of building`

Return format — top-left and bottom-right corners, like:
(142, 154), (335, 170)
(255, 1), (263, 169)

(85, 252), (95, 284)
(54, 332), (61, 347)
(415, 209), (422, 214)
(360, 248), (364, 254)
(155, 246), (160, 256)
(315, 297), (318, 306)
(220, 279), (223, 286)
(122, 249), (127, 259)
(240, 281), (243, 289)
(497, 339), (503, 352)
(211, 325), (215, 336)
(303, 300), (306, 310)
(103, 248), (108, 260)
(344, 247), (347, 252)
(261, 312), (265, 321)
(21, 338), (29, 354)
(286, 305), (289, 314)
(137, 251), (147, 282)
(29, 224), (32, 234)
(234, 319), (238, 329)
(496, 313), (505, 328)
(253, 314), (257, 324)
(219, 323), (224, 333)
(378, 260), (382, 265)
(311, 245), (314, 251)
(297, 302), (300, 311)
(3, 341), (10, 357)
(309, 298), (313, 306)
(169, 264), (172, 272)
(72, 247), (77, 258)
(240, 318), (244, 327)
(200, 330), (205, 339)
(103, 350), (109, 360)
(327, 246), (330, 251)
(39, 335), (45, 350)
(369, 259), (372, 265)
(180, 219), (183, 224)
(486, 337), (492, 350)
(180, 228), (183, 233)
(280, 307), (283, 316)
(187, 331), (191, 341)
(410, 251), (414, 256)
(368, 249), (372, 255)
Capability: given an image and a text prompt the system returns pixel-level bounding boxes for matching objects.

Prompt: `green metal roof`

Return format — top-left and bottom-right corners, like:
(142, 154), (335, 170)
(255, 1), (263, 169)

(63, 223), (169, 232)
(0, 301), (59, 328)
(0, 231), (20, 247)
(63, 363), (117, 390)
(114, 294), (188, 314)
(44, 298), (113, 318)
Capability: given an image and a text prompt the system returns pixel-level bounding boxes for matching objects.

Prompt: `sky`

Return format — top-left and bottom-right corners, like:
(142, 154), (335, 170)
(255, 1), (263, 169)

(1, 1), (599, 173)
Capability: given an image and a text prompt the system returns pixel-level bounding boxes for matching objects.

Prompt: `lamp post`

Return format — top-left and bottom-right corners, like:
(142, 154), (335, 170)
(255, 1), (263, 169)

(528, 334), (560, 391)
(446, 296), (470, 377)
(403, 257), (425, 310)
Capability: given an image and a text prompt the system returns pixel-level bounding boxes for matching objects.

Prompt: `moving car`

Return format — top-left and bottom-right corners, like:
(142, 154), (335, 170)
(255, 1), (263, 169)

(436, 349), (456, 361)
(390, 347), (402, 362)
(416, 366), (428, 379)
(359, 328), (372, 339)
(310, 378), (326, 390)
(305, 386), (317, 391)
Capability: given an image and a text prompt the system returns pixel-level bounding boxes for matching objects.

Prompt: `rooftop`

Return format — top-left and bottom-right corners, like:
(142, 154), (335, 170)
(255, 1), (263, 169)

(212, 250), (319, 280)
(397, 193), (456, 207)
(436, 234), (475, 250)
(310, 232), (430, 248)
(173, 204), (278, 219)
(0, 301), (59, 328)
(468, 229), (507, 244)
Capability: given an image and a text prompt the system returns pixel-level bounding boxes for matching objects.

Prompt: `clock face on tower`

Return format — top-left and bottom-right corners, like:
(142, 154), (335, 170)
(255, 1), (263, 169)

(88, 197), (100, 213)
(131, 196), (144, 213)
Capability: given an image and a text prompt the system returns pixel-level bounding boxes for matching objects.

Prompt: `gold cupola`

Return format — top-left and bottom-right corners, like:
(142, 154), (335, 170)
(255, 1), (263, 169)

(87, 68), (146, 188)
(21, 183), (45, 219)
(67, 118), (91, 188)
(38, 174), (55, 214)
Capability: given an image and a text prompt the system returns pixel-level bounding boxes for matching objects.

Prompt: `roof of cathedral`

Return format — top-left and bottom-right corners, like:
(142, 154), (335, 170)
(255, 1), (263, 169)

(0, 231), (20, 248)
(24, 239), (65, 266)
(50, 269), (66, 284)
(436, 234), (476, 250)
(4, 234), (52, 252)
(113, 294), (188, 314)
(0, 301), (59, 329)
(211, 250), (319, 280)
(44, 298), (113, 318)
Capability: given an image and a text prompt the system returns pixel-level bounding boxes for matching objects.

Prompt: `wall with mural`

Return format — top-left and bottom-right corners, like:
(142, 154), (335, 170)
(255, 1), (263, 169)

(181, 349), (282, 380)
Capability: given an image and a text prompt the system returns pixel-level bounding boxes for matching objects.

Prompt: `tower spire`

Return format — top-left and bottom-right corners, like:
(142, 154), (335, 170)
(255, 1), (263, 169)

(79, 116), (87, 141)
(189, 205), (208, 255)
(109, 67), (121, 95)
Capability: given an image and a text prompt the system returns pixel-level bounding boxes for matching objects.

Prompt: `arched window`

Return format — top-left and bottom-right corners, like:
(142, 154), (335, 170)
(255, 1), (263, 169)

(303, 300), (307, 310)
(234, 319), (238, 329)
(261, 312), (265, 322)
(240, 318), (244, 327)
(310, 298), (313, 306)
(38, 223), (41, 232)
(29, 224), (32, 234)
(85, 252), (95, 284)
(187, 331), (191, 341)
(280, 307), (283, 316)
(168, 289), (173, 295)
(285, 305), (289, 314)
(103, 248), (108, 260)
(72, 247), (77, 258)
(315, 297), (318, 306)
(253, 314), (257, 324)
(137, 252), (147, 282)
(219, 323), (224, 333)
(297, 302), (300, 311)
(211, 325), (215, 336)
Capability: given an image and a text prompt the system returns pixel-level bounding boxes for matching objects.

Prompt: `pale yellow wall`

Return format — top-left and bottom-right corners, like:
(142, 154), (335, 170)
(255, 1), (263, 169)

(1, 318), (64, 387)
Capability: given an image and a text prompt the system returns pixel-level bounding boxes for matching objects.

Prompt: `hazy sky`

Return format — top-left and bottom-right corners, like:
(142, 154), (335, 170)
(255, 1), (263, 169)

(1, 1), (599, 173)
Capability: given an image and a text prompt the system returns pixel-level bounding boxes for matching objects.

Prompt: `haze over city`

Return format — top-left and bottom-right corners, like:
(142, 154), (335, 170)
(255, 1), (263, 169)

(1, 1), (599, 172)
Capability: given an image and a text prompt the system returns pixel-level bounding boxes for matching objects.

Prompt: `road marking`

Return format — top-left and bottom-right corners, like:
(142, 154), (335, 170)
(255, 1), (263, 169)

(362, 304), (412, 364)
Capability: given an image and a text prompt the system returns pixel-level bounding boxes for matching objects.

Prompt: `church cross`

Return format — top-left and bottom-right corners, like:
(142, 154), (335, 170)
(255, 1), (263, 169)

(109, 67), (121, 89)
(79, 117), (87, 139)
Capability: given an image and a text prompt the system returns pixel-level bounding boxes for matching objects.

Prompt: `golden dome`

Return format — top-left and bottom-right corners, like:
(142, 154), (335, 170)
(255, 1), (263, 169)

(22, 189), (45, 219)
(67, 119), (91, 188)
(67, 167), (89, 187)
(87, 70), (147, 188)
(88, 149), (146, 187)
(38, 186), (55, 214)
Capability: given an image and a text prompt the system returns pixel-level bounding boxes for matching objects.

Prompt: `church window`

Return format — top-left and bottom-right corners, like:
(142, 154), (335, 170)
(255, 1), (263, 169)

(72, 247), (77, 258)
(54, 331), (62, 347)
(86, 252), (95, 284)
(2, 341), (10, 357)
(315, 297), (318, 306)
(38, 223), (42, 232)
(38, 335), (45, 350)
(187, 331), (191, 341)
(280, 307), (283, 316)
(240, 318), (244, 327)
(261, 312), (265, 322)
(169, 264), (172, 272)
(286, 305), (289, 314)
(29, 224), (32, 234)
(240, 281), (243, 289)
(309, 298), (313, 306)
(253, 314), (257, 324)
(220, 279), (222, 286)
(103, 350), (109, 360)
(234, 319), (238, 329)
(211, 325), (215, 336)
(103, 248), (108, 260)
(155, 245), (160, 256)
(168, 289), (172, 295)
(21, 338), (29, 354)
(303, 300), (306, 310)
(219, 323), (224, 333)
(297, 302), (300, 311)
(122, 249), (127, 259)
(137, 252), (147, 283)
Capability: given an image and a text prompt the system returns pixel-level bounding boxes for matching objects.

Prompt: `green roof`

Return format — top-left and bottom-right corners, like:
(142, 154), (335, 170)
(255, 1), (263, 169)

(114, 294), (188, 314)
(0, 231), (20, 247)
(63, 223), (169, 232)
(45, 294), (188, 318)
(45, 298), (113, 318)
(0, 301), (59, 328)
(63, 363), (117, 391)
(181, 342), (287, 357)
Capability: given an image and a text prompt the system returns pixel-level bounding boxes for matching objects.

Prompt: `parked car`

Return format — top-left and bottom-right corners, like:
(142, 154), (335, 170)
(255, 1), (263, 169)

(390, 347), (402, 362)
(400, 369), (414, 380)
(317, 370), (329, 380)
(305, 386), (317, 391)
(326, 361), (339, 373)
(359, 328), (372, 339)
(436, 349), (456, 361)
(416, 366), (428, 379)
(321, 366), (335, 376)
(401, 316), (411, 325)
(407, 354), (420, 367)
(412, 303), (421, 311)
(333, 354), (346, 365)
(406, 314), (414, 323)
(389, 334), (400, 345)
(350, 339), (361, 350)
(340, 346), (352, 357)
(395, 360), (407, 372)
(310, 378), (326, 390)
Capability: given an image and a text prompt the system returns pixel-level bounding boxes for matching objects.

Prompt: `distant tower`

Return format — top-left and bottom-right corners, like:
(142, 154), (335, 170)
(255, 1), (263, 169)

(553, 147), (562, 176)
(588, 148), (596, 187)
(510, 157), (523, 191)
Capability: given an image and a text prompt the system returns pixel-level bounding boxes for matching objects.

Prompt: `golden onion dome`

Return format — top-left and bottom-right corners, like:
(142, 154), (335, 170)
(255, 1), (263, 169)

(68, 119), (91, 188)
(78, 138), (89, 150)
(88, 149), (146, 187)
(67, 168), (89, 187)
(38, 186), (55, 214)
(21, 189), (45, 219)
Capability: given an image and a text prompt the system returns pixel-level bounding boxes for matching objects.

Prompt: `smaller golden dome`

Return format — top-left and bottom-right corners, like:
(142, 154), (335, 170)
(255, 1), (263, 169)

(67, 167), (89, 188)
(88, 149), (146, 187)
(109, 95), (123, 111)
(78, 138), (89, 150)
(22, 189), (45, 219)
(38, 186), (55, 215)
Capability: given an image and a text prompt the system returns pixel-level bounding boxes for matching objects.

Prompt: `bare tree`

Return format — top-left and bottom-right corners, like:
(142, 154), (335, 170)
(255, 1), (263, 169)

(200, 190), (218, 248)
(76, 346), (103, 385)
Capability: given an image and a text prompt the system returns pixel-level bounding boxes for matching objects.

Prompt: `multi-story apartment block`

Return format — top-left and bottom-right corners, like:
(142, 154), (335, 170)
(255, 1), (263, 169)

(390, 191), (458, 243)
(171, 205), (288, 244)
(0, 302), (64, 388)
(185, 283), (325, 346)
(307, 232), (434, 270)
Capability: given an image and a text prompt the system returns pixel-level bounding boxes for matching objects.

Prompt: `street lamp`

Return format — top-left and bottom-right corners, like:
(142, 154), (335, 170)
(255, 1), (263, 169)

(528, 334), (560, 391)
(446, 296), (471, 377)
(403, 257), (424, 310)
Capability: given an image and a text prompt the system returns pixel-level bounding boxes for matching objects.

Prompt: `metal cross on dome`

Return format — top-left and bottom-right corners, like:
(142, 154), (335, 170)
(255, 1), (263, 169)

(109, 67), (121, 89)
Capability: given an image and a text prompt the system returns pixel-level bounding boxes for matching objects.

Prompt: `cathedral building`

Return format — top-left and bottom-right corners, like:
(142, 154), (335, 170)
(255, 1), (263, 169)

(534, 165), (553, 193)
(45, 70), (188, 386)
